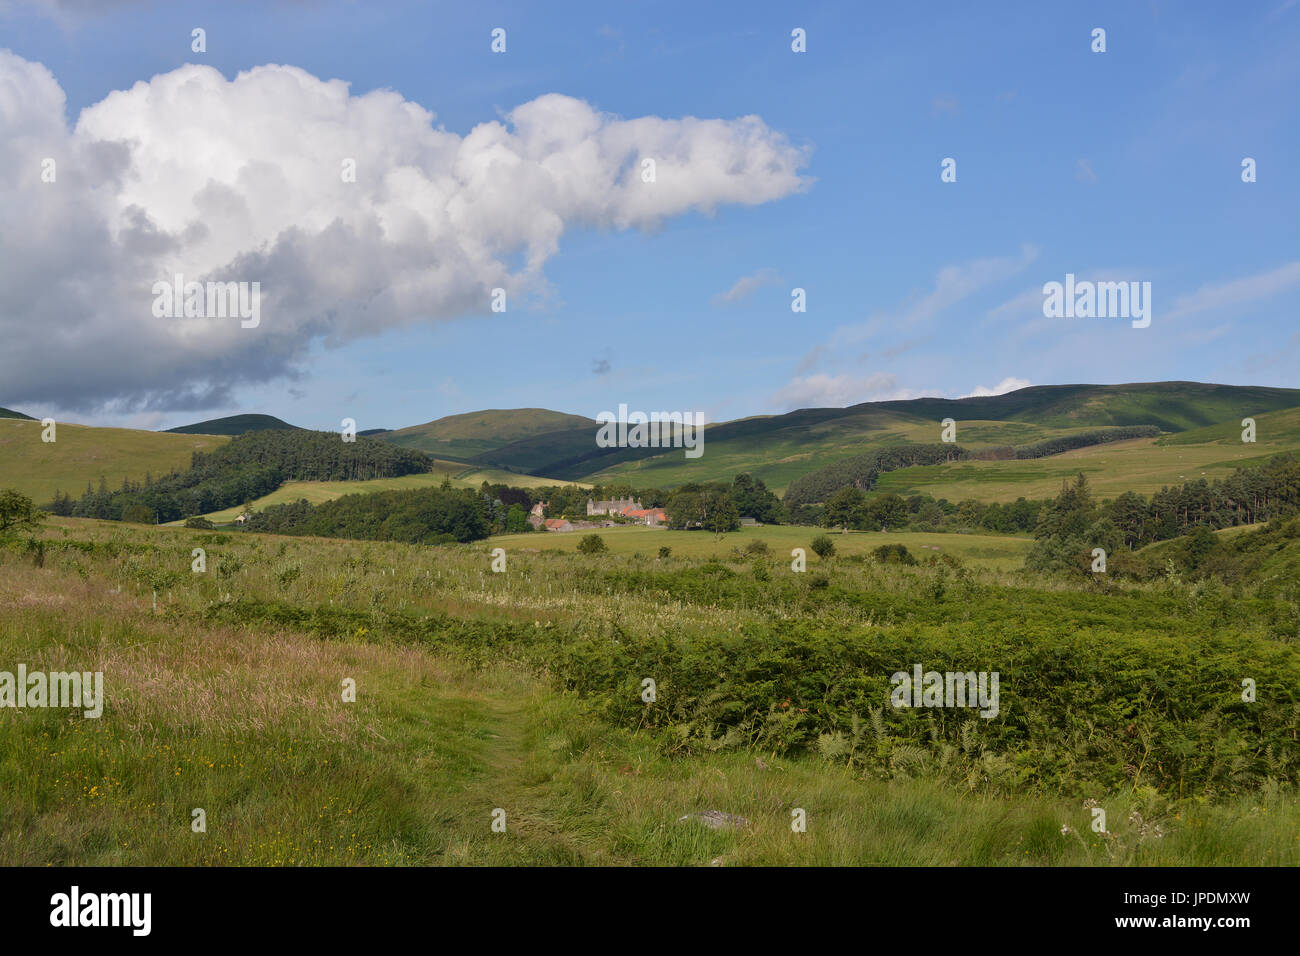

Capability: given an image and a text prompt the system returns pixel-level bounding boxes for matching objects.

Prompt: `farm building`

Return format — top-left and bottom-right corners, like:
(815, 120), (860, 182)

(586, 496), (641, 516)
(624, 507), (667, 526)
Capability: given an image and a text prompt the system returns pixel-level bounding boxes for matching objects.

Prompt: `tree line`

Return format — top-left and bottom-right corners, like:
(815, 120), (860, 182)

(247, 484), (490, 544)
(783, 429), (1163, 516)
(1027, 454), (1300, 575)
(817, 488), (1047, 534)
(47, 430), (433, 524)
(782, 444), (967, 512)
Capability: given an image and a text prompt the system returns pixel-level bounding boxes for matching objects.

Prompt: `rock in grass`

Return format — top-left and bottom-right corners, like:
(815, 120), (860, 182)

(678, 810), (749, 831)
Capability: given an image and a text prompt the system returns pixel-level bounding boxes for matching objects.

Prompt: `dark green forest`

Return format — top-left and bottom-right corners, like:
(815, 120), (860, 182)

(49, 430), (432, 524)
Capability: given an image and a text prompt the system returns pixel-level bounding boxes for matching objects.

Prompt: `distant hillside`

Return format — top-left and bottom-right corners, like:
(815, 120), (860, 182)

(0, 407), (35, 420)
(384, 408), (596, 461)
(868, 382), (1300, 432)
(181, 461), (583, 525)
(571, 382), (1300, 491)
(68, 429), (434, 524)
(0, 419), (228, 506)
(166, 414), (300, 436)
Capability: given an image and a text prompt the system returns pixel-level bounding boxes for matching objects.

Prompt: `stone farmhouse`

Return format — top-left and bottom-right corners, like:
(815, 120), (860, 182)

(588, 498), (666, 527)
(586, 496), (640, 516)
(526, 498), (665, 532)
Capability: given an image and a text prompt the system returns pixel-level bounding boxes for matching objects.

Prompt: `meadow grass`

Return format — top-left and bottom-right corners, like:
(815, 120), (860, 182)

(1, 517), (1296, 865)
(490, 524), (1034, 571)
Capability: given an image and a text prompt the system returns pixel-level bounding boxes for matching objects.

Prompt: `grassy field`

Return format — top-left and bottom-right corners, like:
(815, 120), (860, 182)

(0, 419), (229, 507)
(179, 461), (584, 525)
(491, 524), (1034, 571)
(1, 517), (1296, 865)
(874, 433), (1298, 503)
(581, 418), (1126, 493)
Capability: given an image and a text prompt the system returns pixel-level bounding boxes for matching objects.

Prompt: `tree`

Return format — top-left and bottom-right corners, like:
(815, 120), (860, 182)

(665, 490), (701, 529)
(867, 493), (908, 531)
(823, 486), (867, 532)
(699, 486), (739, 535)
(504, 503), (531, 534)
(732, 473), (783, 524)
(0, 490), (44, 534)
(577, 534), (608, 554)
(810, 534), (836, 559)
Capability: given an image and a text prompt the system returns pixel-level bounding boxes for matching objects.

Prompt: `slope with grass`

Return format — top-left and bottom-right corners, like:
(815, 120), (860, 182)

(165, 413), (300, 435)
(384, 408), (596, 462)
(873, 420), (1300, 503)
(179, 461), (585, 525)
(0, 418), (230, 507)
(0, 407), (35, 420)
(494, 382), (1300, 488)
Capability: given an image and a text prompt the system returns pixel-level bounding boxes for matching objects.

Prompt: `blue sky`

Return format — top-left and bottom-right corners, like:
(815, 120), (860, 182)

(1, 0), (1297, 431)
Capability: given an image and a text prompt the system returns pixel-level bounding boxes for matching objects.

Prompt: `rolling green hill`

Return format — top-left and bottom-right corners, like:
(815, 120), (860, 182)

(0, 418), (229, 506)
(873, 405), (1300, 503)
(166, 413), (300, 435)
(0, 407), (35, 420)
(6, 383), (1299, 519)
(384, 408), (596, 462)
(868, 382), (1300, 431)
(573, 382), (1300, 491)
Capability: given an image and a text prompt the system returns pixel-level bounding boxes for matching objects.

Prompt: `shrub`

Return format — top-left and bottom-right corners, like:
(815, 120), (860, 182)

(577, 534), (608, 555)
(810, 534), (836, 559)
(184, 516), (215, 529)
(658, 546), (672, 559)
(0, 489), (44, 535)
(873, 543), (916, 565)
(751, 558), (771, 582)
(744, 538), (769, 556)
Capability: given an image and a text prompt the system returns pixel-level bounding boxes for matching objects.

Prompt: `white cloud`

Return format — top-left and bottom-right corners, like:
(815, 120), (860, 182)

(961, 377), (1031, 398)
(826, 245), (1039, 352)
(712, 268), (780, 305)
(769, 373), (930, 410)
(0, 54), (810, 411)
(1164, 261), (1300, 323)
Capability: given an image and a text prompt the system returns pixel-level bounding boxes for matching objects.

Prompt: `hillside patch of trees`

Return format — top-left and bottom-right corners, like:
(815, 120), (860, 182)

(247, 486), (490, 544)
(783, 444), (967, 509)
(55, 430), (433, 524)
